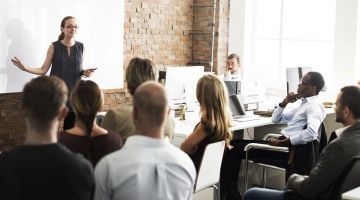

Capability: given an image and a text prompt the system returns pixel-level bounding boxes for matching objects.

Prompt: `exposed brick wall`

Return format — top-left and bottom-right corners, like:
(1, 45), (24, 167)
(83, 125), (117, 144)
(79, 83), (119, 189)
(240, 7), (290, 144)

(0, 93), (25, 151)
(124, 0), (193, 67)
(0, 0), (231, 151)
(192, 0), (230, 73)
(216, 0), (230, 74)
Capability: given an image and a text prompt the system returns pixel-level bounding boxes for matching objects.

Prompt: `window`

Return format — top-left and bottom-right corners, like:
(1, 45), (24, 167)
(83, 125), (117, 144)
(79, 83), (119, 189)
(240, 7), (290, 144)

(229, 0), (336, 91)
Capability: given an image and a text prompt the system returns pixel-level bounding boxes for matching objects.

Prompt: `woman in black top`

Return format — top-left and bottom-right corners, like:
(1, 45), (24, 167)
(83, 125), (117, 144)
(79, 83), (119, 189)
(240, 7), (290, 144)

(58, 80), (122, 166)
(11, 16), (96, 129)
(180, 74), (233, 171)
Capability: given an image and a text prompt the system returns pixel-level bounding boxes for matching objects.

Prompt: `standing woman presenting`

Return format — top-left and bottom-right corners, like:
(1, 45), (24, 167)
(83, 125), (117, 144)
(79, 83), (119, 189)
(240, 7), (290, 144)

(11, 16), (96, 130)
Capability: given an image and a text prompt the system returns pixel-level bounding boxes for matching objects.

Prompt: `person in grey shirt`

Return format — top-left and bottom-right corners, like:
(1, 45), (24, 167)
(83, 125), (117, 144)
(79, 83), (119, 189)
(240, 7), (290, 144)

(243, 85), (360, 200)
(94, 82), (196, 200)
(101, 57), (174, 141)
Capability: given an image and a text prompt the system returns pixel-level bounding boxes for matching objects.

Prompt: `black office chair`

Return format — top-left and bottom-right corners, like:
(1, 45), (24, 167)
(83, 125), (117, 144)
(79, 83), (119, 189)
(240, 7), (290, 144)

(283, 155), (360, 200)
(329, 155), (360, 200)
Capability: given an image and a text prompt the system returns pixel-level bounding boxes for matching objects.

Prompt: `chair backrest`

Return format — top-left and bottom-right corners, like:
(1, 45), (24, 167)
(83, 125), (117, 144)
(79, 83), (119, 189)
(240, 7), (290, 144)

(330, 155), (360, 200)
(194, 140), (226, 193)
(318, 123), (327, 154)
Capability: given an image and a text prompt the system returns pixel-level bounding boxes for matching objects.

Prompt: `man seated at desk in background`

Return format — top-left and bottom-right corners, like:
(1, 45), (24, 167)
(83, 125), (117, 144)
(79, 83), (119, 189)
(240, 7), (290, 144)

(244, 85), (360, 200)
(224, 53), (242, 81)
(220, 71), (326, 200)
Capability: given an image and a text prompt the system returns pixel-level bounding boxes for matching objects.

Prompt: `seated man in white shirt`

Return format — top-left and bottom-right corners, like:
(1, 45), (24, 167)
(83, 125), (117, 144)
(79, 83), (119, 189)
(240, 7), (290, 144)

(94, 82), (196, 200)
(244, 85), (360, 200)
(220, 71), (326, 200)
(267, 71), (326, 178)
(224, 53), (242, 81)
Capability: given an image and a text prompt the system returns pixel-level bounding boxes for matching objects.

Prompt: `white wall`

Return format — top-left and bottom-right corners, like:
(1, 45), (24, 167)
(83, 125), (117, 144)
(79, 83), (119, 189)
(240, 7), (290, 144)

(331, 0), (358, 99)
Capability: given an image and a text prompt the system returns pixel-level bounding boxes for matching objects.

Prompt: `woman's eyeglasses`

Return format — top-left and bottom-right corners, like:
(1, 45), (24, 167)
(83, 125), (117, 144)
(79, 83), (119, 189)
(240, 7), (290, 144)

(65, 25), (79, 29)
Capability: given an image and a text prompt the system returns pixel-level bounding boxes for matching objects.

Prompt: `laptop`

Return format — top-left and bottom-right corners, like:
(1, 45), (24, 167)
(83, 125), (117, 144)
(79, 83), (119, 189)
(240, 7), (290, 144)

(229, 94), (260, 122)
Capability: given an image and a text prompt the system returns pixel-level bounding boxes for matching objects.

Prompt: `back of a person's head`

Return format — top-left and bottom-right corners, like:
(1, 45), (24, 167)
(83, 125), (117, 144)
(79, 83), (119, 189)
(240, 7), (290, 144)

(133, 81), (167, 127)
(307, 71), (325, 94)
(196, 74), (232, 143)
(227, 53), (240, 63)
(70, 80), (103, 135)
(22, 76), (68, 131)
(340, 86), (360, 118)
(126, 57), (156, 95)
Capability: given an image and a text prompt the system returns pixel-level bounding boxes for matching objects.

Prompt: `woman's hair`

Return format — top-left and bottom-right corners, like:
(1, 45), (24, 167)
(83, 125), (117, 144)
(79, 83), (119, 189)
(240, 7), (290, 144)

(58, 16), (75, 41)
(70, 80), (103, 136)
(125, 57), (156, 95)
(196, 74), (232, 147)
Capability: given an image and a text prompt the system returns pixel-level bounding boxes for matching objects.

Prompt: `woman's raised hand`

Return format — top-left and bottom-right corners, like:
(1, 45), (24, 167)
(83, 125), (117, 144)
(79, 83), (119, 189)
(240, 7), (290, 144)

(11, 57), (26, 71)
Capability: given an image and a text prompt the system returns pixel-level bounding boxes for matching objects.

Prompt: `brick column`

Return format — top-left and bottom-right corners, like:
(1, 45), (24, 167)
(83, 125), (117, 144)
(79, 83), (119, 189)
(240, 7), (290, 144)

(191, 0), (230, 73)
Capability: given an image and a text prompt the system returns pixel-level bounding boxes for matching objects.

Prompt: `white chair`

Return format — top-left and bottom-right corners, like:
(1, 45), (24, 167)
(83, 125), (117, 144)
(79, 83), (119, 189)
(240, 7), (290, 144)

(194, 140), (226, 200)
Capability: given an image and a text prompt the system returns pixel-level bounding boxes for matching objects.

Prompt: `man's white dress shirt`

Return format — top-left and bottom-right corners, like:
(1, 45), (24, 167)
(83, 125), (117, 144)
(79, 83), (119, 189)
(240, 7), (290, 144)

(94, 135), (196, 200)
(271, 95), (326, 145)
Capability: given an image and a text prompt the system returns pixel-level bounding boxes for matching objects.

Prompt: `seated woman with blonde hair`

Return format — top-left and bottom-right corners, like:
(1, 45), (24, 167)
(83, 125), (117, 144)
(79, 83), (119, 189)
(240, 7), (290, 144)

(180, 74), (232, 171)
(58, 80), (122, 166)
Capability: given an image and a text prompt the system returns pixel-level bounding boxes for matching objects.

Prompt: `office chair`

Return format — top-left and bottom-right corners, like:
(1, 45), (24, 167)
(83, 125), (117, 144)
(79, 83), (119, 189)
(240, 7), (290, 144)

(243, 123), (327, 192)
(330, 155), (360, 200)
(283, 155), (360, 200)
(194, 140), (226, 200)
(243, 134), (288, 192)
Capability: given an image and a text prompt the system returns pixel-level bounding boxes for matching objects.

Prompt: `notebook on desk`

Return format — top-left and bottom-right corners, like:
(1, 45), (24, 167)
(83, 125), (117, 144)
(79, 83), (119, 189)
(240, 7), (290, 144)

(229, 94), (260, 122)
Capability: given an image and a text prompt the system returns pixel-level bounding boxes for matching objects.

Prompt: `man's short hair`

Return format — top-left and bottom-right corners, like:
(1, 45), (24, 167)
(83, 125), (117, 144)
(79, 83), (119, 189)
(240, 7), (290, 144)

(133, 82), (167, 126)
(22, 76), (68, 131)
(227, 53), (240, 64)
(340, 86), (360, 118)
(125, 57), (156, 95)
(307, 71), (325, 94)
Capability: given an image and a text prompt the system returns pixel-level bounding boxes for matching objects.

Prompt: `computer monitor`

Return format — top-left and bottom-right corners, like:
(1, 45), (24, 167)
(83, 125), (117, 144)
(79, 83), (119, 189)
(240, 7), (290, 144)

(224, 81), (241, 96)
(228, 94), (246, 116)
(286, 67), (312, 93)
(164, 66), (204, 107)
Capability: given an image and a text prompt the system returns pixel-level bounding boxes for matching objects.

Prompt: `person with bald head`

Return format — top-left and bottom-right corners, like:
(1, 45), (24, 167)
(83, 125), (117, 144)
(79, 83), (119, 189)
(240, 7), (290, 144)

(94, 82), (196, 200)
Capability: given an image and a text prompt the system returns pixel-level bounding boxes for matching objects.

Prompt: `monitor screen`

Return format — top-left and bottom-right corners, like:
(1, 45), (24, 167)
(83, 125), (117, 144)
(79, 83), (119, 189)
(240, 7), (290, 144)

(164, 66), (204, 106)
(286, 67), (312, 93)
(228, 94), (246, 116)
(224, 81), (241, 96)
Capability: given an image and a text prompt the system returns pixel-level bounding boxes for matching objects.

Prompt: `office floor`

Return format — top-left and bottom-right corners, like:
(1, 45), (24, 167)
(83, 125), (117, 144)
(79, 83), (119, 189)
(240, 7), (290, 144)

(192, 163), (286, 200)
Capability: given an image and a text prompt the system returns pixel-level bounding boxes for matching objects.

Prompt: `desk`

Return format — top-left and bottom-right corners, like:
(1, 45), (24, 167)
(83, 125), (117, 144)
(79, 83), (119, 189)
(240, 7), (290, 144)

(172, 107), (336, 147)
(342, 186), (360, 200)
(172, 111), (273, 147)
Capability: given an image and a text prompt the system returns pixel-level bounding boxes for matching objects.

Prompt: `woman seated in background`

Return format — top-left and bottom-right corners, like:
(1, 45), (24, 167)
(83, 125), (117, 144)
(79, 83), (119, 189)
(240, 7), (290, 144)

(100, 57), (174, 141)
(58, 80), (122, 166)
(180, 74), (232, 171)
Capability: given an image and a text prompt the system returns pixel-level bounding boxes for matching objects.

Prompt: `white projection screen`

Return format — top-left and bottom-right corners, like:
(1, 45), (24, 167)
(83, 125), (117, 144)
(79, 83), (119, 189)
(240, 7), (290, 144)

(0, 0), (124, 93)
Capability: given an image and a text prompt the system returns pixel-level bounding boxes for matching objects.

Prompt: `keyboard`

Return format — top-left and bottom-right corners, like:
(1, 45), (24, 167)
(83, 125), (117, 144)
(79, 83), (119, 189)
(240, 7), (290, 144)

(233, 115), (260, 122)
